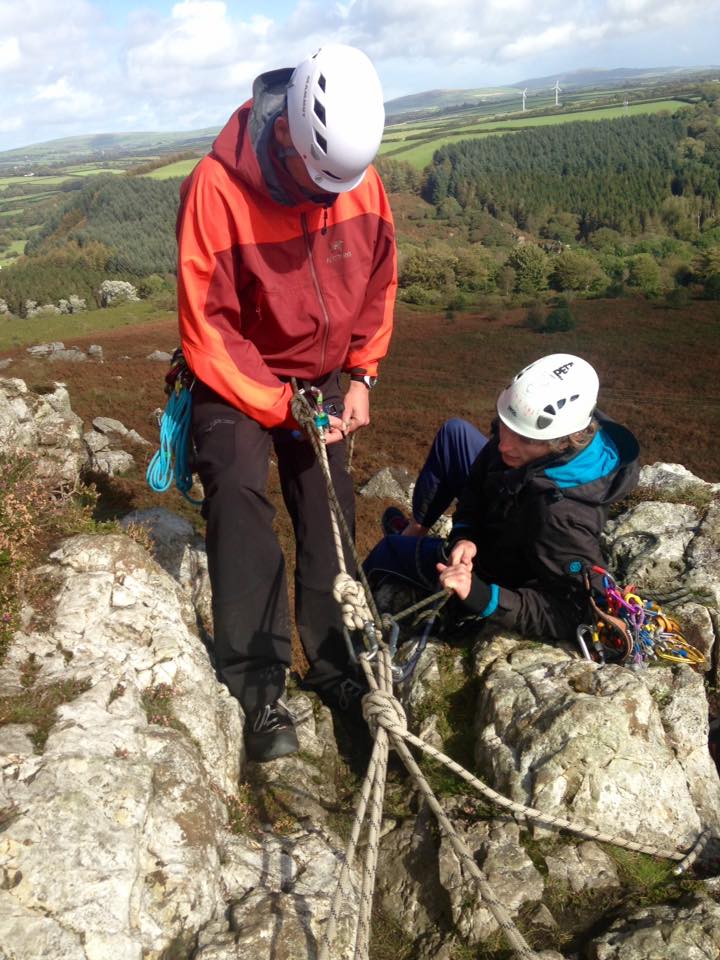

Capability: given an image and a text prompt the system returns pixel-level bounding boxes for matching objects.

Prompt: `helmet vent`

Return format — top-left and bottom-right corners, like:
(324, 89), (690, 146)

(313, 98), (326, 125)
(314, 131), (328, 154)
(557, 398), (566, 409)
(543, 405), (556, 415)
(535, 415), (553, 430)
(318, 73), (326, 92)
(570, 394), (579, 402)
(321, 168), (343, 181)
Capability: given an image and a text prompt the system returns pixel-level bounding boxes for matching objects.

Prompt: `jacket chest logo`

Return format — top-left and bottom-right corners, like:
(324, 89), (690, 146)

(326, 239), (353, 264)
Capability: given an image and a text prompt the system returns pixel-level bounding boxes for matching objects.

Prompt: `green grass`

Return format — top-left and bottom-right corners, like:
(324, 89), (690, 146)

(0, 299), (173, 351)
(0, 175), (76, 189)
(0, 240), (25, 260)
(382, 100), (687, 167)
(146, 158), (199, 180)
(67, 167), (125, 176)
(0, 676), (92, 752)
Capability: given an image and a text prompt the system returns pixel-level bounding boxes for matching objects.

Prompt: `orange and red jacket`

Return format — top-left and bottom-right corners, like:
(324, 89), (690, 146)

(177, 81), (397, 429)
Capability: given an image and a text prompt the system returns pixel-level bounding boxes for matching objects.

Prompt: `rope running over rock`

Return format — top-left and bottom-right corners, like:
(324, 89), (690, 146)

(290, 384), (709, 960)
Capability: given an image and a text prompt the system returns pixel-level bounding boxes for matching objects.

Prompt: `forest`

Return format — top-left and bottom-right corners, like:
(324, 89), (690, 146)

(0, 88), (718, 319)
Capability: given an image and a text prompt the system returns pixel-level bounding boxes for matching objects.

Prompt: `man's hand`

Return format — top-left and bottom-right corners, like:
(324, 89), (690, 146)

(448, 539), (477, 567)
(342, 379), (371, 434)
(324, 381), (371, 445)
(436, 560), (472, 601)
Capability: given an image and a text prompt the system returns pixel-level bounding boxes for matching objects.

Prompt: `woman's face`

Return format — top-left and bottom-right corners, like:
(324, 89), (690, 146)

(497, 421), (555, 469)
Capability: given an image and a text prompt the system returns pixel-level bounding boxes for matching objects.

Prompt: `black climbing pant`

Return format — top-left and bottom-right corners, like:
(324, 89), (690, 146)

(191, 371), (356, 713)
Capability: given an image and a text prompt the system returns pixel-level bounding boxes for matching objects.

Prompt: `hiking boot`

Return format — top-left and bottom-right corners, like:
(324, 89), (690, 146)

(381, 506), (410, 536)
(244, 699), (299, 763)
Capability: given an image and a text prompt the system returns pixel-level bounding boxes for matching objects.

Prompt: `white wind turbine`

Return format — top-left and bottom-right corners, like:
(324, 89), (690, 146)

(554, 80), (561, 106)
(521, 87), (528, 112)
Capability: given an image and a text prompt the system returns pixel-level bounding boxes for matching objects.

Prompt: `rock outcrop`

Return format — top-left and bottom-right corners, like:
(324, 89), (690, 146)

(0, 533), (358, 960)
(0, 378), (88, 484)
(1, 376), (719, 960)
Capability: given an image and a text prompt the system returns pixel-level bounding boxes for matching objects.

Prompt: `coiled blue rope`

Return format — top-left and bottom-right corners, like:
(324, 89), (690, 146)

(146, 386), (203, 505)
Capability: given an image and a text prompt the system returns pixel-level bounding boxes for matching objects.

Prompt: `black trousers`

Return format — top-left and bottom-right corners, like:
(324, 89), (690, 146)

(191, 371), (356, 713)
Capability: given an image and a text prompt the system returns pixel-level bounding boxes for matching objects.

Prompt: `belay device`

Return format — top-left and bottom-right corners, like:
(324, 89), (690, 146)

(146, 348), (202, 504)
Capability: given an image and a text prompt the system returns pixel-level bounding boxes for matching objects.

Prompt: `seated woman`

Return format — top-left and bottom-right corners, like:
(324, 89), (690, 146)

(364, 353), (640, 643)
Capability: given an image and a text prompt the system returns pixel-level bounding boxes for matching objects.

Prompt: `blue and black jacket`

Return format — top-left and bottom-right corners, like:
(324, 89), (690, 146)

(449, 412), (640, 642)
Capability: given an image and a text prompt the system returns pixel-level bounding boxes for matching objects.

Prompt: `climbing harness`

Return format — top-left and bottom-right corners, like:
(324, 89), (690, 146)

(289, 386), (711, 960)
(146, 349), (202, 505)
(578, 566), (705, 667)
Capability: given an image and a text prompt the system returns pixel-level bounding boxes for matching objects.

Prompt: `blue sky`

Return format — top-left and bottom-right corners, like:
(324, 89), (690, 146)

(1, 0), (718, 151)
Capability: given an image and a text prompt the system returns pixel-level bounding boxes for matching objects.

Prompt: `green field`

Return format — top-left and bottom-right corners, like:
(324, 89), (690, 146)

(146, 158), (200, 180)
(0, 299), (173, 351)
(382, 99), (687, 167)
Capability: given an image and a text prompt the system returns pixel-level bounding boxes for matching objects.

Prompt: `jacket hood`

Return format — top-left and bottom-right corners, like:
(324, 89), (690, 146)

(487, 412), (640, 508)
(210, 68), (337, 208)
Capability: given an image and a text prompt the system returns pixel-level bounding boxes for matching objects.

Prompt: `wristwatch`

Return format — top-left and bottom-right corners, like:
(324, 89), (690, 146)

(349, 370), (378, 390)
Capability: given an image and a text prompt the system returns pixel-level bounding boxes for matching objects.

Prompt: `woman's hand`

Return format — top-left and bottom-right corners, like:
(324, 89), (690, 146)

(436, 559), (472, 601)
(448, 539), (476, 567)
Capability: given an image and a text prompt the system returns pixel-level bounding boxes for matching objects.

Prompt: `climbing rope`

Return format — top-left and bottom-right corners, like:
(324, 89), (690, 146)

(290, 382), (712, 960)
(146, 350), (202, 505)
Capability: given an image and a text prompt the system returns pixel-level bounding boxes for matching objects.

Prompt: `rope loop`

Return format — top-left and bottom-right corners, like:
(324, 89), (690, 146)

(333, 573), (375, 632)
(362, 687), (408, 739)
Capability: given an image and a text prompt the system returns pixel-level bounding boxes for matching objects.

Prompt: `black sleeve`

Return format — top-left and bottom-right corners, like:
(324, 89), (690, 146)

(447, 446), (491, 546)
(488, 503), (606, 643)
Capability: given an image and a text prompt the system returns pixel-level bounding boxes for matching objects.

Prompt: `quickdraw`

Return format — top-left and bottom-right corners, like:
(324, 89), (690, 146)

(578, 566), (705, 667)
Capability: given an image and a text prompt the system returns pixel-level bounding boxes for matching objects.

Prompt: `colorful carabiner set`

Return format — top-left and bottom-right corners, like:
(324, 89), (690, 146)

(577, 566), (705, 667)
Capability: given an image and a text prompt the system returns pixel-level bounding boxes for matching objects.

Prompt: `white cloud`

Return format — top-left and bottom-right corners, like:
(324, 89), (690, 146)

(1, 0), (719, 150)
(0, 36), (21, 72)
(125, 1), (277, 97)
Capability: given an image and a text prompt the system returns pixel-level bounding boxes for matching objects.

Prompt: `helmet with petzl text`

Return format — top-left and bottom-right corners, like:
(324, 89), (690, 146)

(496, 353), (599, 440)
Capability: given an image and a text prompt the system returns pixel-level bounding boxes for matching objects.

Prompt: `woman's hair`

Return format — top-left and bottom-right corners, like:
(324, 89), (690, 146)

(546, 416), (599, 455)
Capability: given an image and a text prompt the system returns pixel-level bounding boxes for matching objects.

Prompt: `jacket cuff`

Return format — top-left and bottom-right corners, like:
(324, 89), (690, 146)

(461, 577), (499, 617)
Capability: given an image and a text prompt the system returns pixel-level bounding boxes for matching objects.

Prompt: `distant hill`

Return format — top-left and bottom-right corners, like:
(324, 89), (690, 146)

(384, 65), (719, 117)
(513, 65), (720, 91)
(0, 128), (219, 169)
(3, 64), (718, 167)
(384, 87), (513, 117)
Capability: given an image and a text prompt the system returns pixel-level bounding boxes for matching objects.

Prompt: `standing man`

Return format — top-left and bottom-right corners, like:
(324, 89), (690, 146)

(177, 44), (396, 762)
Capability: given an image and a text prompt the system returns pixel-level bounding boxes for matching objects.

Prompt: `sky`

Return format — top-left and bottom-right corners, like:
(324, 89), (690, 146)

(1, 0), (719, 152)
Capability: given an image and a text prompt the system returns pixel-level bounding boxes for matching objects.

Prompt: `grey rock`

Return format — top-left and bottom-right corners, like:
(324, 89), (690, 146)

(120, 507), (212, 631)
(92, 415), (129, 437)
(438, 811), (544, 945)
(127, 428), (150, 446)
(47, 347), (86, 362)
(88, 344), (103, 359)
(26, 342), (64, 357)
(0, 724), (35, 756)
(84, 430), (111, 454)
(545, 841), (620, 894)
(639, 461), (720, 496)
(587, 894), (720, 959)
(89, 448), (135, 476)
(146, 350), (173, 362)
(472, 637), (720, 852)
(602, 500), (698, 591)
(0, 377), (88, 484)
(359, 465), (415, 502)
(0, 358), (13, 370)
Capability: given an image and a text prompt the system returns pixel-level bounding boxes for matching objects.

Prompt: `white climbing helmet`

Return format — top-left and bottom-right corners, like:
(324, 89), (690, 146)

(286, 43), (385, 193)
(496, 354), (599, 440)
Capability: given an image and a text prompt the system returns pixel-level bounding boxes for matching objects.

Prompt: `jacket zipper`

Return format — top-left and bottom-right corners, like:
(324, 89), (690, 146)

(301, 212), (331, 379)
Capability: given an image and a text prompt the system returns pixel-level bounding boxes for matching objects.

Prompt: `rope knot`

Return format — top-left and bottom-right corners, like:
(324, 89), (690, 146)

(362, 688), (407, 739)
(333, 573), (374, 632)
